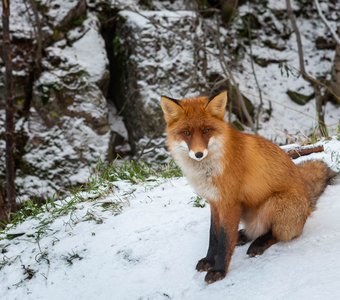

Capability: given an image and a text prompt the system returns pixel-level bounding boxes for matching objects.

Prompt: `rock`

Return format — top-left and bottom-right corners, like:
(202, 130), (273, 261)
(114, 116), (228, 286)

(241, 12), (262, 30)
(14, 14), (115, 199)
(252, 55), (287, 67)
(315, 36), (336, 50)
(34, 14), (110, 132)
(0, 6), (125, 199)
(41, 0), (87, 30)
(263, 40), (286, 51)
(17, 109), (112, 200)
(112, 10), (208, 149)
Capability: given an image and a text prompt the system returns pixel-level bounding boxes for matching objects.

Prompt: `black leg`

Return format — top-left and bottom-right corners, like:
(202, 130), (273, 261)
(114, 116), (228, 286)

(247, 230), (278, 257)
(237, 229), (251, 246)
(196, 212), (218, 272)
(205, 226), (228, 283)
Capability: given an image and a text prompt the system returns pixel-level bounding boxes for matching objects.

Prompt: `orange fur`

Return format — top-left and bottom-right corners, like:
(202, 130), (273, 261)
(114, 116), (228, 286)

(160, 91), (336, 281)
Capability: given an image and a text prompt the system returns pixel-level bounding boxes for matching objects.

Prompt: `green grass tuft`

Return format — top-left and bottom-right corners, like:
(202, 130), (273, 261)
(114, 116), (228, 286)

(1, 159), (182, 238)
(92, 159), (181, 184)
(191, 195), (206, 208)
(62, 251), (83, 266)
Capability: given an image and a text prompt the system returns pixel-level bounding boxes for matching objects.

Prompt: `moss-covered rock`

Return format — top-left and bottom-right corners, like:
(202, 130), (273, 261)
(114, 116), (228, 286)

(287, 90), (314, 105)
(252, 55), (287, 67)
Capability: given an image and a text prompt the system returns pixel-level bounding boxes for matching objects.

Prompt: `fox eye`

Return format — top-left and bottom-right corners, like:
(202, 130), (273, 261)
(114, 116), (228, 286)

(183, 130), (191, 136)
(202, 128), (210, 134)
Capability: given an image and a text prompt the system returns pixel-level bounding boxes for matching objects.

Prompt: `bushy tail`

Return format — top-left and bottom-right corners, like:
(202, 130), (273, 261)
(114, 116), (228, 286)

(298, 160), (338, 209)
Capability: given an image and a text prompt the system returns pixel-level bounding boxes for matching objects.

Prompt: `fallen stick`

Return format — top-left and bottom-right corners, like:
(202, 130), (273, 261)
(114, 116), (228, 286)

(285, 145), (324, 159)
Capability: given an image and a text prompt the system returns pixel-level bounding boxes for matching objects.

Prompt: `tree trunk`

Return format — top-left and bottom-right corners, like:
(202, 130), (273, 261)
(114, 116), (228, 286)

(2, 0), (17, 213)
(23, 0), (43, 117)
(0, 184), (7, 223)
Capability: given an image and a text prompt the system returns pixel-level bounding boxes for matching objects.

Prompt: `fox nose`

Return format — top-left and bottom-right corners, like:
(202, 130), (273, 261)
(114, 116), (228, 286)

(195, 152), (203, 158)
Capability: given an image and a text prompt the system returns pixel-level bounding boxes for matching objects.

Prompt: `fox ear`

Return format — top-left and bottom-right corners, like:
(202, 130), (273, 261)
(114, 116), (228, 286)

(206, 91), (227, 120)
(160, 96), (183, 124)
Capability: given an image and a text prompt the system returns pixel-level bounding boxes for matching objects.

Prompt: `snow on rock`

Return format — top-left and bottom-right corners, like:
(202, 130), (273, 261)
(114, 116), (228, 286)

(14, 13), (114, 200)
(114, 0), (340, 150)
(0, 139), (340, 299)
(110, 0), (193, 11)
(40, 0), (86, 29)
(18, 110), (111, 200)
(0, 1), (130, 199)
(65, 13), (110, 86)
(114, 10), (208, 143)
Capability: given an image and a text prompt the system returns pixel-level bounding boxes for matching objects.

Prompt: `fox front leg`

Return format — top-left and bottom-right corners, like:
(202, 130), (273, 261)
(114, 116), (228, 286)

(203, 225), (228, 283)
(205, 204), (241, 284)
(196, 212), (218, 272)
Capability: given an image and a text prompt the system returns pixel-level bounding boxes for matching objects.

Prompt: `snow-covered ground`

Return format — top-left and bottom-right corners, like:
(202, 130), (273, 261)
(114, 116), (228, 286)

(1, 139), (340, 299)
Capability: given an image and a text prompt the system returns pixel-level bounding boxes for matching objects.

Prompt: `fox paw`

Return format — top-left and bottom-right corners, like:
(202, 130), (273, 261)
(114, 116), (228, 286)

(204, 270), (226, 284)
(237, 229), (251, 246)
(196, 258), (214, 272)
(247, 244), (266, 257)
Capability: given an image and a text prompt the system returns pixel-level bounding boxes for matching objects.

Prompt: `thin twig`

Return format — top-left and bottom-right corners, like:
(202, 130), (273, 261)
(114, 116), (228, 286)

(314, 0), (340, 45)
(246, 4), (263, 130)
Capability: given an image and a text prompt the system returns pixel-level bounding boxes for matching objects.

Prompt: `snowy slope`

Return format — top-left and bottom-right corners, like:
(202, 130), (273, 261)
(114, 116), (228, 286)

(1, 139), (340, 300)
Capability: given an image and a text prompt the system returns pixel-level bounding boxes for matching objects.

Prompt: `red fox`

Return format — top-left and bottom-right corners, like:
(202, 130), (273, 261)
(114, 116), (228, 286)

(160, 91), (338, 284)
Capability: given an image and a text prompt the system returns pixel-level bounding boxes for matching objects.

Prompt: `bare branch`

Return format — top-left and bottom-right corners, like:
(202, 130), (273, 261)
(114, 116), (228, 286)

(246, 5), (264, 130)
(286, 0), (306, 75)
(286, 145), (324, 159)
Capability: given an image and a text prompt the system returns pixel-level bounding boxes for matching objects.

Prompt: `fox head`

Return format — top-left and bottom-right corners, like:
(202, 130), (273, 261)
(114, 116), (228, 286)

(160, 91), (227, 161)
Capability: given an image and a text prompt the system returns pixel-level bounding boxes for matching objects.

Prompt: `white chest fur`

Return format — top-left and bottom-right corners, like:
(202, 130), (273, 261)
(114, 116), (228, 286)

(171, 139), (224, 201)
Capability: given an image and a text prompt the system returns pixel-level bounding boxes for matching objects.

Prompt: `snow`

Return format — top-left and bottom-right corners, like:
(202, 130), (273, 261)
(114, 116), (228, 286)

(1, 139), (340, 299)
(40, 0), (83, 27)
(44, 13), (108, 85)
(107, 101), (129, 139)
(70, 14), (109, 84)
(267, 0), (299, 11)
(119, 10), (153, 28)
